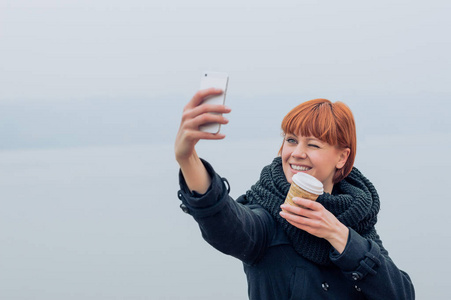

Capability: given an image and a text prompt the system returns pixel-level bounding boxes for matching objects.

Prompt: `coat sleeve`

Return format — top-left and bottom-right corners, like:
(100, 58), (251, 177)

(330, 228), (415, 299)
(177, 159), (275, 265)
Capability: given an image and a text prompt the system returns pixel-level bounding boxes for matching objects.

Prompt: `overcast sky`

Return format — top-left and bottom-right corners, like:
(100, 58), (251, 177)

(1, 0), (450, 150)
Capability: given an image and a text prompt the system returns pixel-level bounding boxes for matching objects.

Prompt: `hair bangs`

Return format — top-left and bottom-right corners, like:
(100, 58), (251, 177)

(282, 100), (338, 146)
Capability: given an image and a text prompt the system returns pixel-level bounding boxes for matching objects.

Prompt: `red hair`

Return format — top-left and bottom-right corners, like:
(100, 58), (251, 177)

(278, 98), (356, 183)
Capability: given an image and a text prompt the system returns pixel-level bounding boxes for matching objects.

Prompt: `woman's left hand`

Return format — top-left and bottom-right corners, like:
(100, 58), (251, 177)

(280, 197), (349, 254)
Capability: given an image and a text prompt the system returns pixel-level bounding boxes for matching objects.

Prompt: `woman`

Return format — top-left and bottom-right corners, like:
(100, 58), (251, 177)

(175, 88), (415, 299)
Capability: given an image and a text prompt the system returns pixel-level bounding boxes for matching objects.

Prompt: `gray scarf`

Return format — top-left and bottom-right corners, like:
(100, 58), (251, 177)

(244, 157), (380, 266)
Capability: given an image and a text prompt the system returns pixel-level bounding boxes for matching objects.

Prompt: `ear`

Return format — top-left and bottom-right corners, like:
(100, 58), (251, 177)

(278, 137), (285, 156)
(336, 148), (351, 169)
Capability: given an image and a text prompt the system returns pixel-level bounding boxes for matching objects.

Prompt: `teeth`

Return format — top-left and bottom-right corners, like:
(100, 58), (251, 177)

(291, 165), (310, 171)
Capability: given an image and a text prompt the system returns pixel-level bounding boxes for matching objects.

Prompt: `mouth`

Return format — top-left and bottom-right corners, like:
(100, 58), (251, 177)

(290, 164), (312, 172)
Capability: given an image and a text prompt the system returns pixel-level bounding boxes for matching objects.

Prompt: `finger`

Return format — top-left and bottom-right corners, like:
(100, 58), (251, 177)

(279, 210), (313, 227)
(289, 200), (324, 222)
(182, 104), (231, 122)
(286, 218), (321, 237)
(286, 218), (311, 230)
(177, 113), (229, 149)
(281, 201), (316, 216)
(188, 113), (230, 130)
(280, 210), (323, 233)
(182, 129), (227, 141)
(280, 204), (304, 216)
(292, 197), (322, 210)
(186, 88), (224, 109)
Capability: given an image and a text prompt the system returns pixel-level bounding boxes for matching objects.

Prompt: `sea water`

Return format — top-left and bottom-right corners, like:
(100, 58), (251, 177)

(0, 135), (450, 299)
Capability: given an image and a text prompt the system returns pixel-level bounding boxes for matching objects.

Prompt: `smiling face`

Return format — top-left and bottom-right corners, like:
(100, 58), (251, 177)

(281, 133), (350, 194)
(279, 99), (356, 186)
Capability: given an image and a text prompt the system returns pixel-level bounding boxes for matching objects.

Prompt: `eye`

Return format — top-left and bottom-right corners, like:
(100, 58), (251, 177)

(286, 138), (297, 144)
(308, 143), (320, 148)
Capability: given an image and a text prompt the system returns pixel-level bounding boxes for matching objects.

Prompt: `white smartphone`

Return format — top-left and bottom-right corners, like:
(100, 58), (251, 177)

(199, 72), (229, 134)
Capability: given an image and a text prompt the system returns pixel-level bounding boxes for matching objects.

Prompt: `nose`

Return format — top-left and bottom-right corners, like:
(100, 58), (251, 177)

(291, 144), (307, 159)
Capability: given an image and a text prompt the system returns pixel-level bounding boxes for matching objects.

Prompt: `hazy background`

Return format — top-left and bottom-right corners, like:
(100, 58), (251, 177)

(1, 0), (450, 299)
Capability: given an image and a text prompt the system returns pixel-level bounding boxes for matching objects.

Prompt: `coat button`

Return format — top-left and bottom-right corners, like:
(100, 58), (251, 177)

(180, 203), (190, 214)
(351, 272), (361, 281)
(321, 282), (329, 291)
(355, 285), (362, 292)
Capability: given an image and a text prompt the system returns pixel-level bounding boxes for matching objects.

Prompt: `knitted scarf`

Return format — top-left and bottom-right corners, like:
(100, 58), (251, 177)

(244, 157), (380, 266)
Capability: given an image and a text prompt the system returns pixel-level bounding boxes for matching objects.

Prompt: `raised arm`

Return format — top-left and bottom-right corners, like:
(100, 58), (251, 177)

(174, 88), (231, 194)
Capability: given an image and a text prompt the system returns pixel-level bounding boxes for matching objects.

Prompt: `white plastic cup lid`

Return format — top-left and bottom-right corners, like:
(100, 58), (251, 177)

(291, 173), (324, 195)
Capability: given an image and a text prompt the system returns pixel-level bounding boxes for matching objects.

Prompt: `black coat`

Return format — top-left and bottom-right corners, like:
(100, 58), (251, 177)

(177, 160), (415, 299)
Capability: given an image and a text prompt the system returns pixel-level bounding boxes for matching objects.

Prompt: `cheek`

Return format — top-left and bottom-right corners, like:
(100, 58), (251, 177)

(320, 153), (341, 170)
(311, 153), (335, 170)
(281, 156), (290, 172)
(283, 165), (292, 183)
(280, 153), (292, 182)
(280, 145), (290, 160)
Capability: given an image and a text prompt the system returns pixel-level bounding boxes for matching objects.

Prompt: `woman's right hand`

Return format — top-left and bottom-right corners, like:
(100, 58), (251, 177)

(174, 88), (231, 194)
(174, 88), (232, 163)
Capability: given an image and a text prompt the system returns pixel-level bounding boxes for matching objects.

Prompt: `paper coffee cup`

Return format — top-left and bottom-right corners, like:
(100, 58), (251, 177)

(284, 173), (324, 209)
